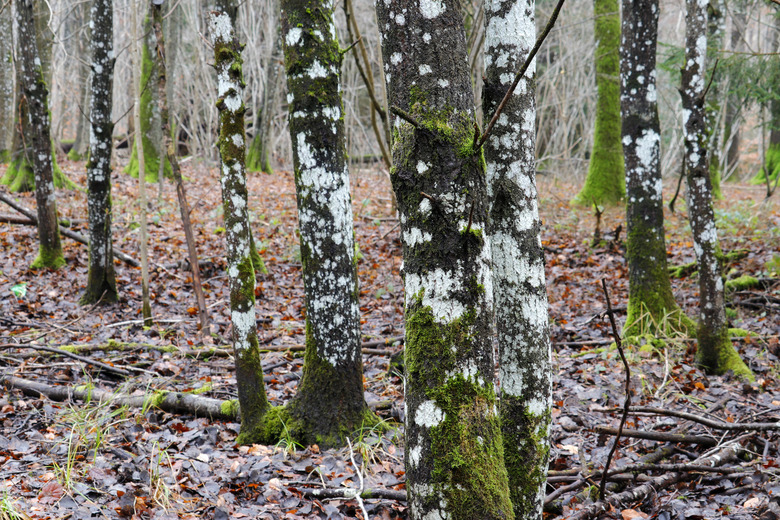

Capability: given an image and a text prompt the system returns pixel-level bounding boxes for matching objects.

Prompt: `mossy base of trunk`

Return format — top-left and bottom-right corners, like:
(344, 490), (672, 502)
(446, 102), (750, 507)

(67, 148), (85, 161)
(696, 325), (754, 381)
(79, 275), (119, 305)
(752, 144), (780, 185)
(246, 136), (273, 174)
(0, 149), (10, 163)
(31, 245), (66, 270)
(125, 141), (172, 183)
(624, 302), (696, 338)
(1, 152), (74, 193)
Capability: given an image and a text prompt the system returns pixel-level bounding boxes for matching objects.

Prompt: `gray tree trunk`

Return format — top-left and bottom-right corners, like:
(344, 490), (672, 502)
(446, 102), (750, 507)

(723, 5), (746, 177)
(0, 10), (13, 162)
(681, 0), (751, 380)
(15, 0), (64, 270)
(80, 0), (117, 305)
(483, 0), (551, 517)
(376, 0), (514, 518)
(68, 0), (92, 161)
(621, 0), (693, 337)
(705, 0), (724, 199)
(210, 9), (271, 438)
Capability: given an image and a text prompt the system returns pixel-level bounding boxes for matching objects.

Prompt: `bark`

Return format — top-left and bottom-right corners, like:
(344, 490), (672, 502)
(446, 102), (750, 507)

(723, 6), (746, 177)
(376, 0), (514, 518)
(81, 0), (117, 305)
(15, 0), (65, 270)
(152, 2), (210, 334)
(67, 0), (92, 161)
(482, 0), (550, 517)
(0, 10), (13, 162)
(681, 0), (751, 380)
(263, 0), (374, 449)
(247, 29), (282, 175)
(621, 0), (692, 337)
(210, 10), (271, 439)
(705, 0), (724, 199)
(572, 0), (625, 206)
(125, 13), (170, 182)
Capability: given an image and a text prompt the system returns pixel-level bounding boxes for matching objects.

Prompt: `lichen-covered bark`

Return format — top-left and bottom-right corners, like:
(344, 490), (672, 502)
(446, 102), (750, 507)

(482, 0), (550, 517)
(270, 0), (373, 448)
(210, 10), (271, 437)
(0, 12), (13, 163)
(573, 0), (625, 206)
(377, 0), (514, 518)
(125, 13), (170, 182)
(681, 0), (751, 380)
(621, 0), (692, 337)
(15, 0), (65, 270)
(81, 0), (117, 305)
(152, 2), (210, 333)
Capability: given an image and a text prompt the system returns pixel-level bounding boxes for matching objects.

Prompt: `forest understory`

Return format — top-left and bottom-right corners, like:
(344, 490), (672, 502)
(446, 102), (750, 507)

(0, 154), (779, 519)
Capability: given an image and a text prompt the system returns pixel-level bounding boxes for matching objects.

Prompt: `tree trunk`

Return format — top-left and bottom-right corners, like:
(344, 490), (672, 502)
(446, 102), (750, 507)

(621, 0), (693, 337)
(247, 23), (281, 175)
(210, 9), (271, 440)
(723, 6), (746, 177)
(755, 14), (780, 187)
(0, 10), (13, 163)
(80, 0), (117, 305)
(573, 0), (625, 206)
(255, 0), (375, 449)
(483, 0), (550, 518)
(376, 0), (514, 518)
(67, 0), (92, 161)
(705, 0), (724, 199)
(681, 0), (751, 380)
(125, 12), (170, 182)
(15, 0), (65, 270)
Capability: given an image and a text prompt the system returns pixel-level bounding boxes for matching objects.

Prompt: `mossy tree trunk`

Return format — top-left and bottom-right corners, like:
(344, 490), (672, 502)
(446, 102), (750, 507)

(152, 1), (210, 334)
(80, 0), (117, 305)
(67, 0), (92, 162)
(15, 0), (65, 270)
(705, 0), (724, 199)
(125, 12), (170, 183)
(0, 11), (13, 163)
(247, 24), (281, 175)
(483, 0), (550, 517)
(2, 2), (72, 193)
(681, 0), (752, 380)
(210, 10), (271, 437)
(377, 0), (514, 518)
(572, 0), (625, 207)
(621, 0), (693, 337)
(257, 0), (375, 449)
(755, 15), (780, 188)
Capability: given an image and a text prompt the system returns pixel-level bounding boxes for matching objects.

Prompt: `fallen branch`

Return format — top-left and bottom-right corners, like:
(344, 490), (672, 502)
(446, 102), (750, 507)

(594, 405), (780, 431)
(0, 192), (140, 267)
(0, 343), (131, 377)
(298, 487), (407, 501)
(594, 426), (717, 446)
(568, 439), (747, 520)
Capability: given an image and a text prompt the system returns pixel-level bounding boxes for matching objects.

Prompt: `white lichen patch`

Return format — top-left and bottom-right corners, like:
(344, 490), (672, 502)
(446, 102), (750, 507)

(405, 268), (466, 323)
(231, 309), (256, 350)
(404, 227), (433, 246)
(419, 64), (432, 75)
(286, 27), (303, 46)
(419, 0), (445, 19)
(414, 400), (445, 428)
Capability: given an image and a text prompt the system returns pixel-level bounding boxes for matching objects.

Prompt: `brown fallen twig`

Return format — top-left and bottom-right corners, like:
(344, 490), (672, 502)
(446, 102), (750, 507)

(593, 405), (780, 431)
(0, 343), (131, 377)
(594, 426), (717, 446)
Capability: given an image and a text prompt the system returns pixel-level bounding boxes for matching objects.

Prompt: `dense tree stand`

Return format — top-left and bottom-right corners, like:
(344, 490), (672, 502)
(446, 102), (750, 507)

(483, 0), (551, 517)
(572, 0), (625, 207)
(80, 0), (118, 306)
(681, 0), (751, 380)
(377, 0), (515, 517)
(621, 0), (693, 338)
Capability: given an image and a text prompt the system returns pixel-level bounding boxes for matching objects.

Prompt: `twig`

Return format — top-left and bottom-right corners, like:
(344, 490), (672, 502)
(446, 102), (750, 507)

(598, 279), (630, 500)
(391, 106), (421, 129)
(299, 487), (407, 501)
(464, 203), (474, 235)
(0, 344), (131, 377)
(595, 426), (717, 446)
(593, 405), (780, 431)
(669, 158), (685, 213)
(341, 37), (361, 55)
(477, 0), (566, 149)
(700, 58), (720, 101)
(346, 439), (369, 519)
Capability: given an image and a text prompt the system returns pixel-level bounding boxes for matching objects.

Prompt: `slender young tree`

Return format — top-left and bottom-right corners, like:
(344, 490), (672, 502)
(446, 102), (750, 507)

(15, 0), (65, 270)
(0, 10), (13, 163)
(247, 23), (281, 174)
(723, 4), (746, 177)
(483, 0), (550, 517)
(573, 0), (625, 206)
(376, 0), (514, 518)
(67, 0), (92, 162)
(705, 0), (725, 200)
(621, 0), (693, 337)
(81, 0), (117, 305)
(210, 9), (271, 440)
(251, 0), (377, 448)
(681, 0), (752, 379)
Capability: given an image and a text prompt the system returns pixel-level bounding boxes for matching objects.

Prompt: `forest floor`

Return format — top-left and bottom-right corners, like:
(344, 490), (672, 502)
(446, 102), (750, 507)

(0, 154), (779, 520)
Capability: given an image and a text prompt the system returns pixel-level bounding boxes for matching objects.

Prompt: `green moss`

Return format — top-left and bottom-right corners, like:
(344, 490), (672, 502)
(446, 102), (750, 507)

(67, 148), (83, 161)
(502, 404), (551, 517)
(0, 149), (10, 163)
(221, 399), (239, 418)
(725, 275), (759, 293)
(696, 325), (754, 381)
(751, 143), (780, 185)
(572, 0), (625, 206)
(31, 244), (66, 270)
(1, 143), (76, 192)
(728, 327), (752, 338)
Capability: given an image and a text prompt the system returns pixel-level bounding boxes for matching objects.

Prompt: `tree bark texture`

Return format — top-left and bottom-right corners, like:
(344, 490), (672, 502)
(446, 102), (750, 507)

(681, 0), (751, 380)
(483, 0), (551, 517)
(152, 2), (210, 334)
(15, 0), (65, 270)
(275, 0), (372, 448)
(376, 0), (514, 518)
(81, 0), (117, 305)
(210, 10), (271, 439)
(573, 0), (625, 206)
(0, 10), (13, 162)
(126, 12), (170, 182)
(621, 0), (691, 337)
